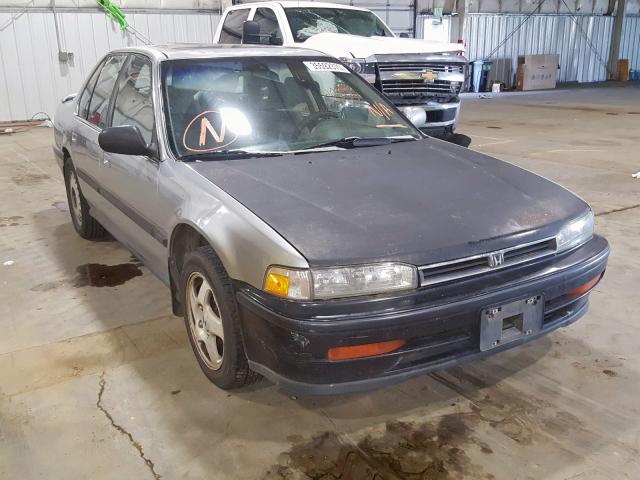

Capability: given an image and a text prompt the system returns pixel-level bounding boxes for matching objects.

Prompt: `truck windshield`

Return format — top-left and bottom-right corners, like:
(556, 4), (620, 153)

(162, 57), (419, 159)
(284, 8), (392, 42)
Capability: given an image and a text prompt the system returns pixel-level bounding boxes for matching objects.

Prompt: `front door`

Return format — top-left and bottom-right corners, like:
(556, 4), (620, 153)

(99, 54), (168, 279)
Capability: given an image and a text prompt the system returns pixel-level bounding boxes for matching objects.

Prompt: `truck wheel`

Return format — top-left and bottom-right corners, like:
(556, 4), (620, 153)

(63, 160), (107, 239)
(181, 245), (259, 390)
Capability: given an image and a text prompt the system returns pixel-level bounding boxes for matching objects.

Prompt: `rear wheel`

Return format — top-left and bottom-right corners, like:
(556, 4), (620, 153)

(63, 160), (107, 239)
(181, 245), (258, 389)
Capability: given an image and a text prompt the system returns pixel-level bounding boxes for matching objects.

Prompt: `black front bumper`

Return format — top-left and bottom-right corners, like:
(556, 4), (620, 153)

(235, 236), (609, 395)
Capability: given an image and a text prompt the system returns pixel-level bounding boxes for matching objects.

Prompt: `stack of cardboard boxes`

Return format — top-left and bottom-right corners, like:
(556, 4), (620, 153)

(516, 54), (560, 91)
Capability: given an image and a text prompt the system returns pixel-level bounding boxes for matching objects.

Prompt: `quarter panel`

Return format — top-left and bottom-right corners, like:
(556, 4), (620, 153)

(162, 161), (309, 289)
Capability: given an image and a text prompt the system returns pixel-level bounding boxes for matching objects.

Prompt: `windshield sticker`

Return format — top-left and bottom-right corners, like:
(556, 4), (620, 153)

(369, 103), (394, 120)
(182, 111), (238, 153)
(304, 61), (350, 73)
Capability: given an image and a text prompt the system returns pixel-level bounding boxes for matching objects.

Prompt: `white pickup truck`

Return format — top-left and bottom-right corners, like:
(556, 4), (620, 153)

(213, 1), (467, 137)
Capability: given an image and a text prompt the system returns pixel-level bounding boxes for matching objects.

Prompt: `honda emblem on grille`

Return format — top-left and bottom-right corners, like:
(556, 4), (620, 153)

(487, 251), (505, 268)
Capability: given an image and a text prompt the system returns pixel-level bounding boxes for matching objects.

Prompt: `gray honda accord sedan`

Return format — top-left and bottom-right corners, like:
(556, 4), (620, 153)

(53, 45), (609, 395)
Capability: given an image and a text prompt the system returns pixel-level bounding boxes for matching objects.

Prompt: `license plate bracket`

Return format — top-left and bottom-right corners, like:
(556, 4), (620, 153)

(479, 296), (543, 351)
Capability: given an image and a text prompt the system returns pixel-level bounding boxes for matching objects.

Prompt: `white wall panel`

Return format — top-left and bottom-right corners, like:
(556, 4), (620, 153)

(620, 16), (640, 70)
(0, 10), (219, 121)
(462, 13), (635, 86)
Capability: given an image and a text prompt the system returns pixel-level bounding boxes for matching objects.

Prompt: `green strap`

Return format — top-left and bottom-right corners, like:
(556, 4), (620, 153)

(97, 0), (128, 30)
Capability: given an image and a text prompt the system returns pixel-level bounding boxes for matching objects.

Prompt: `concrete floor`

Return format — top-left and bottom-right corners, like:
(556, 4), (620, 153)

(1, 84), (639, 480)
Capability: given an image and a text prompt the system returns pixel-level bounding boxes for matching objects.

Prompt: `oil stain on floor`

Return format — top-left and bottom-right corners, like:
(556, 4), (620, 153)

(74, 263), (143, 288)
(264, 414), (494, 480)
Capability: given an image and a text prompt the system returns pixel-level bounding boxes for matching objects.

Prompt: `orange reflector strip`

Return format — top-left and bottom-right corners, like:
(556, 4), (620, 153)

(327, 340), (406, 361)
(568, 274), (602, 297)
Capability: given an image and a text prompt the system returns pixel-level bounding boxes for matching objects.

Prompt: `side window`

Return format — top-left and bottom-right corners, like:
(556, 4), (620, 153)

(219, 9), (250, 44)
(87, 55), (126, 129)
(111, 55), (154, 145)
(253, 8), (282, 43)
(77, 61), (104, 119)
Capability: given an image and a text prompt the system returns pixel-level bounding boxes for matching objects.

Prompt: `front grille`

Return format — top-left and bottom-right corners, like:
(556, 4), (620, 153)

(378, 61), (465, 98)
(378, 62), (464, 74)
(380, 79), (461, 96)
(419, 237), (557, 286)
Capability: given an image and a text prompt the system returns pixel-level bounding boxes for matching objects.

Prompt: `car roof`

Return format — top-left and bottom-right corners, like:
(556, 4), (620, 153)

(228, 1), (370, 12)
(109, 44), (327, 61)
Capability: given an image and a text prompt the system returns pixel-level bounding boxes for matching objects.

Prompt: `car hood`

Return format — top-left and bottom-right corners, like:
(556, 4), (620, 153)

(301, 32), (464, 59)
(189, 139), (588, 267)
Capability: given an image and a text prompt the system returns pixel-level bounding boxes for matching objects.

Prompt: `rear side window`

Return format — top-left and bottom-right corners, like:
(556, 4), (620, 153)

(253, 8), (282, 42)
(87, 55), (126, 129)
(77, 61), (104, 119)
(111, 55), (154, 145)
(219, 9), (250, 44)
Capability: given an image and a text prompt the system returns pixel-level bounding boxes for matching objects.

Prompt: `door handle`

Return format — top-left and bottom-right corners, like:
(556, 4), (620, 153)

(103, 158), (111, 168)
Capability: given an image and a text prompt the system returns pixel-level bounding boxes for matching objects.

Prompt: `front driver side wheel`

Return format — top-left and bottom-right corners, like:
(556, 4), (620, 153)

(181, 245), (259, 390)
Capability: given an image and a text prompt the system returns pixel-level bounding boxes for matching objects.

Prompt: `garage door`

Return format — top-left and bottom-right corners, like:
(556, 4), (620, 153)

(233, 0), (415, 36)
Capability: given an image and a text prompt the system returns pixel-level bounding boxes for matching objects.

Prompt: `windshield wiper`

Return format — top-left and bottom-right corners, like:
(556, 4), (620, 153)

(182, 150), (284, 161)
(305, 136), (415, 150)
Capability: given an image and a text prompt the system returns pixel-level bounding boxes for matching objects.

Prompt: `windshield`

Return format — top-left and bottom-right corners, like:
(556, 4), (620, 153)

(162, 57), (419, 159)
(284, 8), (392, 42)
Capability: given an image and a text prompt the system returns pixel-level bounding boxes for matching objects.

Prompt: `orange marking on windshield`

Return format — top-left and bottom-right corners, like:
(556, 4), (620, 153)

(182, 110), (238, 153)
(369, 103), (393, 120)
(199, 116), (226, 146)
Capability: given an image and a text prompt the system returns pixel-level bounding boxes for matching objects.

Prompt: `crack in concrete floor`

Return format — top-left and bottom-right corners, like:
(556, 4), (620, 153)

(96, 372), (161, 480)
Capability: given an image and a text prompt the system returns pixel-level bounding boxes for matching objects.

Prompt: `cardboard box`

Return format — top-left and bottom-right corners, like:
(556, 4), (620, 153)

(618, 59), (629, 81)
(515, 54), (559, 91)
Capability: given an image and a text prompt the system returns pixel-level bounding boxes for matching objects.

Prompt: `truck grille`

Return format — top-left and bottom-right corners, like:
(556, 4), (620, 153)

(419, 237), (557, 286)
(378, 62), (465, 98)
(378, 62), (464, 74)
(380, 79), (461, 96)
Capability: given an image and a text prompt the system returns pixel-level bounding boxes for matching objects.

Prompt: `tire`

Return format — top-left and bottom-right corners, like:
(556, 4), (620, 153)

(181, 245), (259, 389)
(63, 160), (107, 239)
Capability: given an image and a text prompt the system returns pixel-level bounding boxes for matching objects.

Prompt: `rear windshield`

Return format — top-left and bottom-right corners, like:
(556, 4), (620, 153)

(161, 56), (418, 159)
(285, 8), (392, 42)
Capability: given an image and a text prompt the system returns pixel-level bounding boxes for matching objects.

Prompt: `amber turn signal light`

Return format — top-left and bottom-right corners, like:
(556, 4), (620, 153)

(568, 274), (603, 297)
(327, 339), (406, 361)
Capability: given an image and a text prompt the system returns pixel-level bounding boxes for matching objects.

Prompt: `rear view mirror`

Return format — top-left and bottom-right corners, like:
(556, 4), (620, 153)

(98, 125), (152, 156)
(242, 21), (261, 44)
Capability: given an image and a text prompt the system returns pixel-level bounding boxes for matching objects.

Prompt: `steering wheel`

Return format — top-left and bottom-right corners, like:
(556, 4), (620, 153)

(294, 111), (340, 137)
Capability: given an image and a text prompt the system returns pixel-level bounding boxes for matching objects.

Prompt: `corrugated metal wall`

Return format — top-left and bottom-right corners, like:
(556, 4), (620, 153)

(0, 10), (219, 122)
(620, 16), (640, 70)
(464, 14), (618, 87)
(464, 13), (640, 87)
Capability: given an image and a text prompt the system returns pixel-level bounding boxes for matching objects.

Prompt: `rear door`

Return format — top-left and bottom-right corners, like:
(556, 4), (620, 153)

(71, 54), (126, 215)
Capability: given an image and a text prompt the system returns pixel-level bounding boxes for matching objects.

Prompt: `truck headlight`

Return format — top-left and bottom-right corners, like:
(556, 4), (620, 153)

(339, 57), (376, 83)
(556, 210), (594, 252)
(264, 263), (418, 300)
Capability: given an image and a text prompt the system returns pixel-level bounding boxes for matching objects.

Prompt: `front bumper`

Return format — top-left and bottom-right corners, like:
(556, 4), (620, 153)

(235, 236), (609, 396)
(397, 101), (460, 135)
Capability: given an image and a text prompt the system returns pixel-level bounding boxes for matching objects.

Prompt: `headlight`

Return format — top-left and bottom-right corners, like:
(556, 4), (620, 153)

(263, 263), (418, 300)
(556, 210), (594, 252)
(339, 57), (376, 83)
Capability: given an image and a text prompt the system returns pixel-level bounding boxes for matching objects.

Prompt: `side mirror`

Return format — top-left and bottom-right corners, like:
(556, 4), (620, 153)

(269, 32), (283, 45)
(98, 125), (152, 156)
(399, 32), (410, 38)
(242, 21), (261, 44)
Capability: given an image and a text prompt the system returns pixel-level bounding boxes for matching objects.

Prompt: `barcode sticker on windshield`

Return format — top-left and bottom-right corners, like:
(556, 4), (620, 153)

(304, 61), (349, 73)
